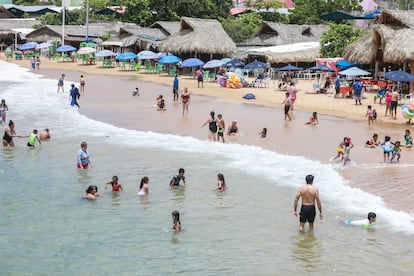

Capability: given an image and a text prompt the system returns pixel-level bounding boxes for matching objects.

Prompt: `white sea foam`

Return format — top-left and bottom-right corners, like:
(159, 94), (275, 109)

(1, 60), (413, 235)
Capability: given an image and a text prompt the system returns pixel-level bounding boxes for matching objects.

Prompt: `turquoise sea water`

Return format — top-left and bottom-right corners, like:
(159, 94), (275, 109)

(1, 61), (414, 275)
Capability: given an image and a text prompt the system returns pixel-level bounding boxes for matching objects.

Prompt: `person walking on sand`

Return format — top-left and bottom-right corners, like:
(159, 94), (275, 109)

(181, 87), (190, 116)
(80, 75), (85, 94)
(293, 174), (323, 232)
(196, 67), (204, 88)
(173, 75), (179, 101)
(281, 92), (292, 121)
(217, 114), (225, 143)
(202, 111), (218, 141)
(57, 74), (65, 93)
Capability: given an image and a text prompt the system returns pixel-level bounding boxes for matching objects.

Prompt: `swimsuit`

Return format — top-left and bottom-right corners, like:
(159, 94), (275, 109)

(229, 127), (237, 134)
(181, 94), (190, 104)
(170, 175), (185, 187)
(80, 78), (85, 85)
(209, 120), (217, 133)
(405, 135), (412, 146)
(58, 78), (64, 86)
(299, 205), (316, 223)
(77, 149), (90, 168)
(110, 182), (120, 192)
(137, 188), (146, 195)
(218, 128), (224, 137)
(3, 131), (12, 143)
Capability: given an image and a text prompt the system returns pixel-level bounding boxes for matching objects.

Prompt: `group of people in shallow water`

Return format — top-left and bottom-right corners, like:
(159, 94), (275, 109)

(2, 117), (50, 148)
(202, 111), (239, 142)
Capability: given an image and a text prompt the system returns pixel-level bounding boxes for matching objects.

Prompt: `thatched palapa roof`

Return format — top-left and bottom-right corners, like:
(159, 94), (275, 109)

(240, 22), (329, 47)
(344, 9), (414, 64)
(150, 21), (180, 36)
(158, 17), (236, 55)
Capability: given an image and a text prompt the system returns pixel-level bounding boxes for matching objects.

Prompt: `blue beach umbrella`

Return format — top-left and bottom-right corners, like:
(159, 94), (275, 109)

(137, 50), (161, 60)
(221, 57), (232, 63)
(96, 49), (116, 58)
(158, 55), (181, 64)
(225, 59), (245, 68)
(384, 70), (414, 82)
(279, 64), (303, 71)
(182, 58), (204, 67)
(18, 42), (38, 51)
(244, 60), (269, 70)
(117, 52), (137, 61)
(339, 67), (370, 76)
(35, 42), (52, 50)
(56, 45), (77, 52)
(308, 64), (335, 72)
(203, 59), (225, 69)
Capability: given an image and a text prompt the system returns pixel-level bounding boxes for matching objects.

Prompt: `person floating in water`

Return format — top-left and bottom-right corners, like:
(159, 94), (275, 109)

(170, 168), (186, 189)
(105, 175), (123, 192)
(39, 129), (51, 141)
(305, 112), (319, 125)
(85, 185), (101, 200)
(172, 210), (181, 232)
(293, 174), (323, 232)
(344, 212), (376, 228)
(216, 173), (226, 192)
(258, 127), (267, 138)
(137, 176), (149, 196)
(27, 129), (41, 148)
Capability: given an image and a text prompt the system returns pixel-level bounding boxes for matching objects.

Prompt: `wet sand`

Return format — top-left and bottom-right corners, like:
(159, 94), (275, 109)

(3, 56), (414, 212)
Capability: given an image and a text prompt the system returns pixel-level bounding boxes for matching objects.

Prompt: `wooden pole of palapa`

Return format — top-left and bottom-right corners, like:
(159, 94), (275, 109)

(410, 60), (414, 94)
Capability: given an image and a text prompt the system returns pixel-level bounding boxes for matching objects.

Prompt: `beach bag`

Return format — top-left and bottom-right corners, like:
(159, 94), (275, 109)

(243, 93), (256, 100)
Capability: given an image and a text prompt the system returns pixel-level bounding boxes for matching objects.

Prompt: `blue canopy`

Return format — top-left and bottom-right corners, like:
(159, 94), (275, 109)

(158, 55), (181, 64)
(203, 59), (224, 69)
(56, 45), (77, 52)
(225, 60), (245, 68)
(365, 10), (381, 19)
(308, 64), (335, 72)
(279, 64), (302, 71)
(137, 50), (160, 60)
(182, 58), (204, 67)
(18, 42), (38, 51)
(244, 60), (269, 70)
(320, 11), (366, 21)
(335, 59), (359, 69)
(117, 52), (137, 61)
(339, 67), (371, 76)
(384, 70), (414, 82)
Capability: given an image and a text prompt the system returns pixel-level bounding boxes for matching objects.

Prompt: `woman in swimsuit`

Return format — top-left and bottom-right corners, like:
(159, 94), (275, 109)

(0, 99), (8, 123)
(3, 120), (22, 147)
(105, 176), (123, 192)
(180, 87), (190, 116)
(227, 120), (239, 136)
(202, 111), (217, 141)
(85, 185), (101, 200)
(172, 210), (181, 232)
(77, 141), (91, 170)
(137, 176), (149, 196)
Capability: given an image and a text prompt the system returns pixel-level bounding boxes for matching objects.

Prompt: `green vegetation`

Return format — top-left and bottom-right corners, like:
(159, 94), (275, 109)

(320, 23), (366, 58)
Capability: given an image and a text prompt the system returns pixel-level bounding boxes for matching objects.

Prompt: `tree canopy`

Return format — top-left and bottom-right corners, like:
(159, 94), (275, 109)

(320, 23), (366, 58)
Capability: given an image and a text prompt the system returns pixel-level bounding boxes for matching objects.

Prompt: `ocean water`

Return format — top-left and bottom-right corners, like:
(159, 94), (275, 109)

(1, 61), (414, 275)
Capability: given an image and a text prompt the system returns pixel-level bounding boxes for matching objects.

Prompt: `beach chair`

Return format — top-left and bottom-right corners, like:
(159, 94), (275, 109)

(120, 62), (126, 71)
(155, 63), (163, 74)
(134, 62), (141, 71)
(169, 67), (176, 77)
(312, 83), (320, 93)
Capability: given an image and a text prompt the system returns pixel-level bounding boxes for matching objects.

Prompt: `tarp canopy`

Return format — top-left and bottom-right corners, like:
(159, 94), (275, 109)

(335, 59), (358, 69)
(339, 67), (371, 76)
(320, 11), (366, 21)
(365, 9), (381, 19)
(244, 60), (269, 70)
(247, 42), (319, 55)
(384, 70), (414, 82)
(278, 64), (303, 71)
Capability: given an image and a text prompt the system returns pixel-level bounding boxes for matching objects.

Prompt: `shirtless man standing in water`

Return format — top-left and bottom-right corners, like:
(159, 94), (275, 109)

(293, 175), (323, 232)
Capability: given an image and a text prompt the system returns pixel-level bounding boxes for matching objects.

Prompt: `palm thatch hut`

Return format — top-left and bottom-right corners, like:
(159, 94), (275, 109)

(149, 21), (180, 36)
(266, 45), (320, 64)
(158, 17), (236, 60)
(0, 5), (16, 18)
(344, 9), (414, 77)
(0, 18), (40, 47)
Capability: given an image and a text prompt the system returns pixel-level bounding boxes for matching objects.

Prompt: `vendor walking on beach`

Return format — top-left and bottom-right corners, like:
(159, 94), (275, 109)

(202, 111), (218, 141)
(352, 78), (363, 105)
(293, 174), (323, 232)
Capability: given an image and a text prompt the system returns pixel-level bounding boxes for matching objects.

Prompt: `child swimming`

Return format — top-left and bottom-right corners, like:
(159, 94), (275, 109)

(105, 175), (123, 192)
(172, 210), (181, 232)
(137, 176), (149, 196)
(258, 127), (267, 138)
(216, 173), (226, 192)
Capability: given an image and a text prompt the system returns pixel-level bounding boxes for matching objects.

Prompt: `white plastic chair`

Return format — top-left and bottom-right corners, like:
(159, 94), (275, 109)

(312, 83), (320, 93)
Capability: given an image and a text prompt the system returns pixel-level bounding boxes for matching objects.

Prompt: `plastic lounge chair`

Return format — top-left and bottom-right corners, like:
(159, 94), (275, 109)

(169, 67), (176, 77)
(155, 63), (163, 74)
(135, 62), (141, 71)
(120, 62), (126, 71)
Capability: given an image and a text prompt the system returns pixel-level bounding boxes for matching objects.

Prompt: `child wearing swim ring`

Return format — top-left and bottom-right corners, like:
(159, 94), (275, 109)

(217, 173), (226, 192)
(172, 210), (181, 232)
(381, 136), (394, 162)
(137, 176), (149, 196)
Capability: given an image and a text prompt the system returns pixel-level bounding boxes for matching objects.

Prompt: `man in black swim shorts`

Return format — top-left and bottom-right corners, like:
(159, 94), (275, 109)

(293, 175), (323, 232)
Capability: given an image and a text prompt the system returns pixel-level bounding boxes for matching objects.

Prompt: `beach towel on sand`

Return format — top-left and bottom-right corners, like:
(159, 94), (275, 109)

(243, 93), (256, 100)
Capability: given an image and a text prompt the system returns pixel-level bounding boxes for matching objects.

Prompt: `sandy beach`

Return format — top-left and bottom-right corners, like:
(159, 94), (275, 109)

(3, 55), (414, 213)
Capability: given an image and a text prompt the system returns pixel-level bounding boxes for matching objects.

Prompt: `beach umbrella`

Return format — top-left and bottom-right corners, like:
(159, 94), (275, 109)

(308, 64), (335, 72)
(158, 55), (181, 64)
(335, 59), (358, 69)
(339, 67), (371, 76)
(18, 42), (38, 51)
(182, 58), (204, 67)
(96, 49), (116, 57)
(221, 57), (232, 63)
(225, 59), (245, 68)
(384, 70), (414, 82)
(278, 64), (302, 71)
(137, 50), (160, 60)
(244, 60), (269, 70)
(77, 47), (96, 55)
(35, 42), (52, 50)
(117, 52), (137, 61)
(56, 45), (77, 52)
(203, 59), (225, 69)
